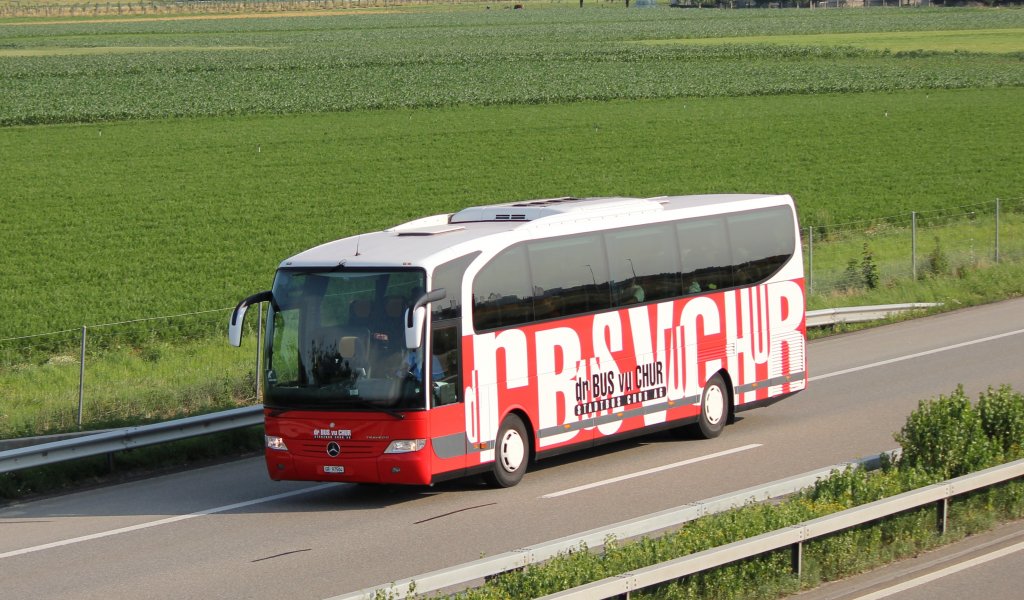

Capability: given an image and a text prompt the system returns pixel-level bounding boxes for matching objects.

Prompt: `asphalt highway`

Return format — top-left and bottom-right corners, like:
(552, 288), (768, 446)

(2, 298), (1022, 600)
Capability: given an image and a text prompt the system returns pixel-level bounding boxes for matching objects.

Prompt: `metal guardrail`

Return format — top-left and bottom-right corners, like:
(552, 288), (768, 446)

(331, 452), (896, 600)
(0, 405), (262, 474)
(805, 303), (941, 328)
(540, 456), (1024, 600)
(0, 305), (928, 474)
(0, 302), (937, 473)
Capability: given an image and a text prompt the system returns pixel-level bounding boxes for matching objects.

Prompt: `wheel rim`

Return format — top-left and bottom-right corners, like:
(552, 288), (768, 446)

(704, 384), (725, 426)
(499, 428), (525, 473)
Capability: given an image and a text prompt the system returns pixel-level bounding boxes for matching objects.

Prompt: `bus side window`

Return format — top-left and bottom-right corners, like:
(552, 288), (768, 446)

(473, 245), (533, 331)
(604, 223), (681, 305)
(678, 216), (731, 293)
(726, 206), (796, 286)
(430, 324), (460, 407)
(431, 252), (479, 322)
(528, 233), (610, 317)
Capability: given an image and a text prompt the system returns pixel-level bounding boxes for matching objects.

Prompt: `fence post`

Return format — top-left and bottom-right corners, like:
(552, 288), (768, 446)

(78, 326), (87, 428)
(995, 198), (1000, 263)
(911, 211), (917, 280)
(256, 302), (263, 402)
(807, 226), (813, 294)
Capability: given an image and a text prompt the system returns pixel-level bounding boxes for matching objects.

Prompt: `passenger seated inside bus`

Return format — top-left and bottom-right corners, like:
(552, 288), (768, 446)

(348, 298), (373, 327)
(380, 296), (407, 340)
(338, 336), (366, 375)
(618, 281), (645, 305)
(315, 333), (368, 382)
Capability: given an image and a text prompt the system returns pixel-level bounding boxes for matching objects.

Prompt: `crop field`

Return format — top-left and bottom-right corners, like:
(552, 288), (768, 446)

(1, 8), (1023, 125)
(1, 6), (1023, 435)
(644, 27), (1024, 53)
(1, 7), (1022, 338)
(2, 87), (1022, 340)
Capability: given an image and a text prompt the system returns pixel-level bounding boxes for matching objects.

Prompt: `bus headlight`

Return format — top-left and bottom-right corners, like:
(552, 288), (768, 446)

(265, 435), (288, 451)
(384, 439), (426, 454)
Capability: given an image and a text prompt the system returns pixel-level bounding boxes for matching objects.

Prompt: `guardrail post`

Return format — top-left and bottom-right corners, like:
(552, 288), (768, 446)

(791, 541), (803, 578)
(937, 497), (948, 535)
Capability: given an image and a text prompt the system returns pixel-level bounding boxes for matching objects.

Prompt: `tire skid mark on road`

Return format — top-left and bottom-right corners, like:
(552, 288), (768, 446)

(413, 502), (498, 525)
(251, 548), (313, 563)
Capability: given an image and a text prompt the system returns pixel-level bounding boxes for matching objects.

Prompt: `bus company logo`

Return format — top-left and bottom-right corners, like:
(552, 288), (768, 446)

(326, 442), (341, 457)
(314, 429), (351, 439)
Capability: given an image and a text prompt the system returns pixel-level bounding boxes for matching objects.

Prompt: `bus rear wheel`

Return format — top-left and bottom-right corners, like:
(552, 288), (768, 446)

(485, 414), (529, 488)
(697, 373), (728, 439)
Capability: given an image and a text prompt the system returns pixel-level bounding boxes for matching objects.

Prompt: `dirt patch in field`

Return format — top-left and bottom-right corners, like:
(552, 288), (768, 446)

(3, 8), (402, 26)
(0, 45), (264, 56)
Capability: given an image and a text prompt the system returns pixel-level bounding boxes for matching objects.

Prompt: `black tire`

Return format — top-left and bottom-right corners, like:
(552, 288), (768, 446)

(697, 373), (729, 439)
(484, 414), (530, 488)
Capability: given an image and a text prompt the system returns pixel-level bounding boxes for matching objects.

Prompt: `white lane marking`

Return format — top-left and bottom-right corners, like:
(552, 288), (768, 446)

(542, 443), (762, 499)
(809, 328), (1024, 383)
(0, 483), (335, 560)
(852, 539), (1024, 600)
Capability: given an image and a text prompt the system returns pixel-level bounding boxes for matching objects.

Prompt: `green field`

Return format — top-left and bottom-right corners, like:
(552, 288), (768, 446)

(4, 88), (1022, 338)
(1, 6), (1023, 436)
(644, 27), (1024, 53)
(1, 8), (1023, 125)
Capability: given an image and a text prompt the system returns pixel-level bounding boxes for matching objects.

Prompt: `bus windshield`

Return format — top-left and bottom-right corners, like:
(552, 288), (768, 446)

(264, 268), (428, 412)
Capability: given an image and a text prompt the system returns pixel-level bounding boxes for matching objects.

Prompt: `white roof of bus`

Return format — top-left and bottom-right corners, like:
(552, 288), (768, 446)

(279, 194), (792, 270)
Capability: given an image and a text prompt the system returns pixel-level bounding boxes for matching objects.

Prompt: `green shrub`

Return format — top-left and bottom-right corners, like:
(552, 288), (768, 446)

(926, 236), (950, 277)
(861, 243), (879, 290)
(842, 258), (862, 290)
(978, 385), (1024, 460)
(894, 385), (999, 479)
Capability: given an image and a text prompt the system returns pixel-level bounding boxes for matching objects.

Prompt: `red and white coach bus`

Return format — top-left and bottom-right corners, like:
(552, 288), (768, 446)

(229, 194), (806, 487)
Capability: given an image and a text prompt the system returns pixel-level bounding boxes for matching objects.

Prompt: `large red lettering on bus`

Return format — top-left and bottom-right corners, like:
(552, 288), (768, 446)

(462, 280), (805, 463)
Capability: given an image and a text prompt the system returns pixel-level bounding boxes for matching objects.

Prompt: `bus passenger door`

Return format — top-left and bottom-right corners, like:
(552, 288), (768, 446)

(427, 322), (467, 478)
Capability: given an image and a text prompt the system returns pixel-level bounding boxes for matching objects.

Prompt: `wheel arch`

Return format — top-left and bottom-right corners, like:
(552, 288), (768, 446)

(505, 408), (537, 464)
(715, 367), (737, 424)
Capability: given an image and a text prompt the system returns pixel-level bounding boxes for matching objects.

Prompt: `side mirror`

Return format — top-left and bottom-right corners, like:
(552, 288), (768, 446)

(404, 306), (427, 350)
(404, 288), (446, 349)
(228, 291), (272, 347)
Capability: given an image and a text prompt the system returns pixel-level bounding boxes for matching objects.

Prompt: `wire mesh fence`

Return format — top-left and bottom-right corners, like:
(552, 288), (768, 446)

(0, 308), (262, 438)
(803, 197), (1023, 297)
(1, 197), (1020, 439)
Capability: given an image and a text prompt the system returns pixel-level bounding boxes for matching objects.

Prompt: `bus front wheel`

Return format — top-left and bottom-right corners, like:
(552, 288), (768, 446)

(485, 414), (529, 488)
(698, 373), (728, 439)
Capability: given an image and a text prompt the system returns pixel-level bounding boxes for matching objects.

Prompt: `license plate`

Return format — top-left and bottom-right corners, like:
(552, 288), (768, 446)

(324, 466), (345, 474)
